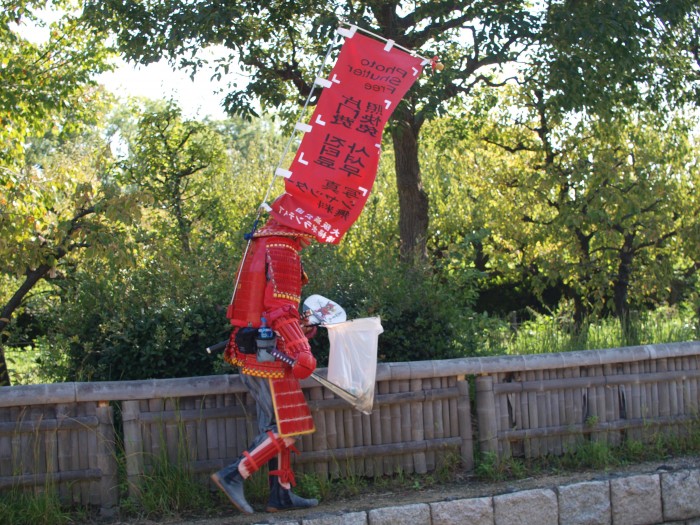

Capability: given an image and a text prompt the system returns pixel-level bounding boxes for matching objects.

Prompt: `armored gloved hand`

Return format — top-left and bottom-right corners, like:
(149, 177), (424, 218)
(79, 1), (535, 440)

(292, 351), (316, 380)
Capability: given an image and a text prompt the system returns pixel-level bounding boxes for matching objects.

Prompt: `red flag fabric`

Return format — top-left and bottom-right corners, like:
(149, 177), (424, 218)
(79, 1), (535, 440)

(271, 31), (426, 244)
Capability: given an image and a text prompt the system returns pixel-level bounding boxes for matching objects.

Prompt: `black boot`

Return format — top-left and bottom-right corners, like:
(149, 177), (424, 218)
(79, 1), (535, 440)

(211, 461), (254, 514)
(266, 474), (318, 512)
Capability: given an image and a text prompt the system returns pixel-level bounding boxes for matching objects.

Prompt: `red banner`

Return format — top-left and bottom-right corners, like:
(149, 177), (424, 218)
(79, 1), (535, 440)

(271, 31), (426, 244)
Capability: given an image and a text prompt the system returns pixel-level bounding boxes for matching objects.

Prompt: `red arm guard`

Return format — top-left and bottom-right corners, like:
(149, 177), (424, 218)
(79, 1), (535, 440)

(267, 305), (316, 379)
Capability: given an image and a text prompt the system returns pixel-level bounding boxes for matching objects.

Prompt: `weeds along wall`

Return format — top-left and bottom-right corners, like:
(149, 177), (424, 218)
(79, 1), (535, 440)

(1, 341), (699, 514)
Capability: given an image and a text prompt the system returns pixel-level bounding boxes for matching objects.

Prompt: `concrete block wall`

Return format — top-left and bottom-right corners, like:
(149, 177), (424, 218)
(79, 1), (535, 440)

(247, 467), (700, 525)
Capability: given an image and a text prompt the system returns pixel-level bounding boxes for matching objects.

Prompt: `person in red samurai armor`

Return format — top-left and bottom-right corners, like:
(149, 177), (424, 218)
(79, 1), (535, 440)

(211, 218), (319, 514)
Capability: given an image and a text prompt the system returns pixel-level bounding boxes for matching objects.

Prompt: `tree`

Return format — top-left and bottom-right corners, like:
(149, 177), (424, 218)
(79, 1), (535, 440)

(1, 1), (112, 167)
(0, 122), (144, 385)
(117, 101), (230, 254)
(81, 1), (700, 263)
(540, 1), (700, 116)
(464, 83), (699, 333)
(0, 2), (120, 385)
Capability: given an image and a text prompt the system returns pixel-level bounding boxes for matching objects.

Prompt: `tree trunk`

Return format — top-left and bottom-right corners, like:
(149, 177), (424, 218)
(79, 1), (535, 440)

(0, 263), (53, 386)
(613, 237), (636, 342)
(391, 109), (428, 263)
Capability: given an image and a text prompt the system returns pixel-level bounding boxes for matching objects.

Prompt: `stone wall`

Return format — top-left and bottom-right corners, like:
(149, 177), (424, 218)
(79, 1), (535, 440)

(263, 466), (700, 525)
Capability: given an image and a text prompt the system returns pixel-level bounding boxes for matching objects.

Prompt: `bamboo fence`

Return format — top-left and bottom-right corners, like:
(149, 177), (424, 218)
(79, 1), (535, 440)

(0, 341), (698, 514)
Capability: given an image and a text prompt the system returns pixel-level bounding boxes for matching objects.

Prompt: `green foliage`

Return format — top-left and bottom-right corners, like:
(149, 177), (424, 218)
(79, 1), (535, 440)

(0, 97), (144, 385)
(542, 0), (700, 115)
(430, 88), (700, 326)
(41, 257), (229, 381)
(474, 452), (527, 483)
(1, 1), (114, 167)
(0, 485), (71, 525)
(116, 101), (232, 254)
(4, 105), (282, 382)
(498, 304), (698, 356)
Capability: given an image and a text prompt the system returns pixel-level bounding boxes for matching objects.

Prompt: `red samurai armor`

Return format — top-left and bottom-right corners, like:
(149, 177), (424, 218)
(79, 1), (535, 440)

(224, 219), (317, 437)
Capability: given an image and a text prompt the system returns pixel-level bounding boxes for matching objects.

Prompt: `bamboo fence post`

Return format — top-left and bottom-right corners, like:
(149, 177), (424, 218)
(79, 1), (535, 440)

(475, 375), (498, 456)
(378, 380), (394, 475)
(398, 375), (412, 474)
(649, 359), (660, 440)
(204, 394), (219, 469)
(683, 356), (693, 415)
(121, 400), (144, 499)
(448, 376), (459, 455)
(363, 398), (383, 477)
(146, 399), (160, 469)
(410, 377), (426, 475)
(44, 407), (57, 492)
(59, 404), (81, 502)
(535, 369), (547, 456)
(216, 394), (229, 471)
(84, 403), (99, 505)
(95, 401), (118, 514)
(335, 402), (346, 457)
(389, 377), (403, 473)
(183, 397), (199, 478)
(498, 376), (514, 459)
(603, 364), (618, 446)
(423, 378), (436, 470)
(325, 386), (339, 478)
(525, 370), (538, 457)
(629, 361), (642, 441)
(549, 369), (562, 455)
(563, 367), (575, 450)
(433, 377), (449, 468)
(341, 404), (353, 477)
(81, 403), (94, 503)
(518, 373), (531, 457)
(309, 385), (328, 479)
(350, 407), (363, 477)
(54, 404), (70, 501)
(195, 397), (208, 468)
(668, 358), (679, 418)
(164, 398), (179, 464)
(688, 356), (698, 414)
(594, 365), (606, 443)
(0, 407), (10, 478)
(456, 376), (474, 471)
(658, 359), (671, 438)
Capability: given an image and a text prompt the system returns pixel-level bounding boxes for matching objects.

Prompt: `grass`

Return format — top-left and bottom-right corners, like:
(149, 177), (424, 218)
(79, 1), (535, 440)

(0, 485), (74, 525)
(492, 304), (699, 356)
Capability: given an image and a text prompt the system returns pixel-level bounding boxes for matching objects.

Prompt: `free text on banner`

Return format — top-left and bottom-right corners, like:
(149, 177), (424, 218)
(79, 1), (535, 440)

(271, 32), (425, 244)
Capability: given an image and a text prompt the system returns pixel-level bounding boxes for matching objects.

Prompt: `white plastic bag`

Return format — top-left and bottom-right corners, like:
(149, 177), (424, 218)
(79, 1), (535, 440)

(326, 317), (383, 414)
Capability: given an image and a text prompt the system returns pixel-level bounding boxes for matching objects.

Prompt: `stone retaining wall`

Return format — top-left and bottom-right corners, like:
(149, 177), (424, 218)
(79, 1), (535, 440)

(254, 467), (700, 525)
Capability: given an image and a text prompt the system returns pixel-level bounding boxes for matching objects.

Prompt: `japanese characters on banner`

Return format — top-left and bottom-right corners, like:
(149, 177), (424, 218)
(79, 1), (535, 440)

(271, 31), (426, 244)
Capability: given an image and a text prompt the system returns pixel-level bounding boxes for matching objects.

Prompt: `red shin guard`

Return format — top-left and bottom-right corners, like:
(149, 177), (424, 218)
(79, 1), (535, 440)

(239, 431), (291, 479)
(269, 442), (300, 488)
